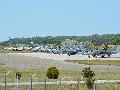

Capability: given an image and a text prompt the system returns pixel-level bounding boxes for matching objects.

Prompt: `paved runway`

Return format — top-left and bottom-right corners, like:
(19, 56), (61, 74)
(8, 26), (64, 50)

(0, 53), (120, 72)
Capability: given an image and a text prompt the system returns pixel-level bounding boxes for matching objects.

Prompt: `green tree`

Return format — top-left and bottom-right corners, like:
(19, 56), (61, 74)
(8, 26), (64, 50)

(46, 67), (59, 79)
(1, 34), (120, 46)
(81, 67), (95, 90)
(112, 37), (120, 45)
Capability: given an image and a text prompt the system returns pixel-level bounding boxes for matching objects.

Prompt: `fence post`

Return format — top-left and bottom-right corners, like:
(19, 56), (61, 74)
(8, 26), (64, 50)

(30, 73), (36, 90)
(16, 76), (19, 90)
(92, 83), (96, 90)
(77, 77), (83, 90)
(59, 80), (62, 90)
(45, 79), (47, 90)
(95, 84), (97, 90)
(4, 71), (10, 90)
(69, 84), (72, 90)
(30, 78), (32, 90)
(4, 75), (6, 90)
(77, 82), (79, 90)
(59, 76), (67, 90)
(77, 80), (81, 90)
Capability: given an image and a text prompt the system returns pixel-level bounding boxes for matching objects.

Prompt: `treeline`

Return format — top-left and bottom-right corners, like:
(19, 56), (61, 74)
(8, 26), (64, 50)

(1, 34), (120, 46)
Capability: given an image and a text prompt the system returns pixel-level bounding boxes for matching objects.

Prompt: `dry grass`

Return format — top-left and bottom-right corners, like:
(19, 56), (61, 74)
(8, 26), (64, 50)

(0, 83), (120, 90)
(0, 65), (120, 82)
(65, 60), (120, 66)
(0, 65), (120, 90)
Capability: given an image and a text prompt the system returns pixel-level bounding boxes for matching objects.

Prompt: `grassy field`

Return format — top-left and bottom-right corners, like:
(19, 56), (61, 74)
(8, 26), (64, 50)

(0, 83), (120, 90)
(0, 64), (120, 82)
(0, 52), (120, 90)
(0, 62), (120, 90)
(65, 60), (120, 66)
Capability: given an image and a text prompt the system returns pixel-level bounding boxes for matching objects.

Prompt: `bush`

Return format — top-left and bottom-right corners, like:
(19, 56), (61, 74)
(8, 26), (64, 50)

(81, 67), (95, 90)
(16, 72), (22, 80)
(46, 67), (59, 79)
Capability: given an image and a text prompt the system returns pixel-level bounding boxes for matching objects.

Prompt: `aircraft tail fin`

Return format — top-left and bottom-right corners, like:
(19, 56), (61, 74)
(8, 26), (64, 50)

(110, 45), (117, 51)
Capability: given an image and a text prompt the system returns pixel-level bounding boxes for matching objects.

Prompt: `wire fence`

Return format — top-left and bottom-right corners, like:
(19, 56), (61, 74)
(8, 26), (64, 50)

(0, 76), (120, 90)
(0, 71), (120, 90)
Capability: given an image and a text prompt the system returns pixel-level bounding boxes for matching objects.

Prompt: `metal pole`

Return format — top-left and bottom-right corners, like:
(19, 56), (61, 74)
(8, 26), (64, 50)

(95, 84), (97, 90)
(95, 84), (96, 90)
(59, 77), (66, 90)
(69, 84), (72, 90)
(30, 73), (36, 90)
(16, 76), (19, 90)
(77, 80), (81, 90)
(92, 83), (96, 90)
(77, 82), (79, 90)
(77, 79), (82, 90)
(4, 71), (10, 90)
(59, 80), (62, 90)
(30, 78), (32, 90)
(45, 79), (47, 90)
(5, 75), (6, 90)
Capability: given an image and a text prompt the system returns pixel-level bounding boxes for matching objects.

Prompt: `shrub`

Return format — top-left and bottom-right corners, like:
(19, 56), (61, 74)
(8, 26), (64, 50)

(16, 72), (22, 80)
(81, 67), (95, 90)
(46, 66), (59, 79)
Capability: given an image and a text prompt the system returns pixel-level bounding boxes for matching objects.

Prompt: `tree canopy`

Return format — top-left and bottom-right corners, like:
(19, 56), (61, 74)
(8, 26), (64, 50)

(0, 34), (120, 46)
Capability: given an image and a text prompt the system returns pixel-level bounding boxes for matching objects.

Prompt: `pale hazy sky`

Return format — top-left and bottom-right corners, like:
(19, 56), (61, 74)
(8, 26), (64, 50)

(0, 0), (120, 41)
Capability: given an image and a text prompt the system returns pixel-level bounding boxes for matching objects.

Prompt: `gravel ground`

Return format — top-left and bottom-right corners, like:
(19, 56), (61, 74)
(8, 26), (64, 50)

(0, 53), (120, 72)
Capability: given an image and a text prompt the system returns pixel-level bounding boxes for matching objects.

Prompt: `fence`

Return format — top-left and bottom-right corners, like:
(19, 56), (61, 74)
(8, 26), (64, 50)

(0, 71), (120, 90)
(0, 77), (120, 90)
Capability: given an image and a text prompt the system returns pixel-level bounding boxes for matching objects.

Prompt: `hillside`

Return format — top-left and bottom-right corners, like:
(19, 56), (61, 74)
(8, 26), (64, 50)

(0, 34), (120, 46)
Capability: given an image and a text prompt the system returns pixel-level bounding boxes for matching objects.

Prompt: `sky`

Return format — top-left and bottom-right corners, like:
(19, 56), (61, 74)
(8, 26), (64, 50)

(0, 0), (120, 41)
